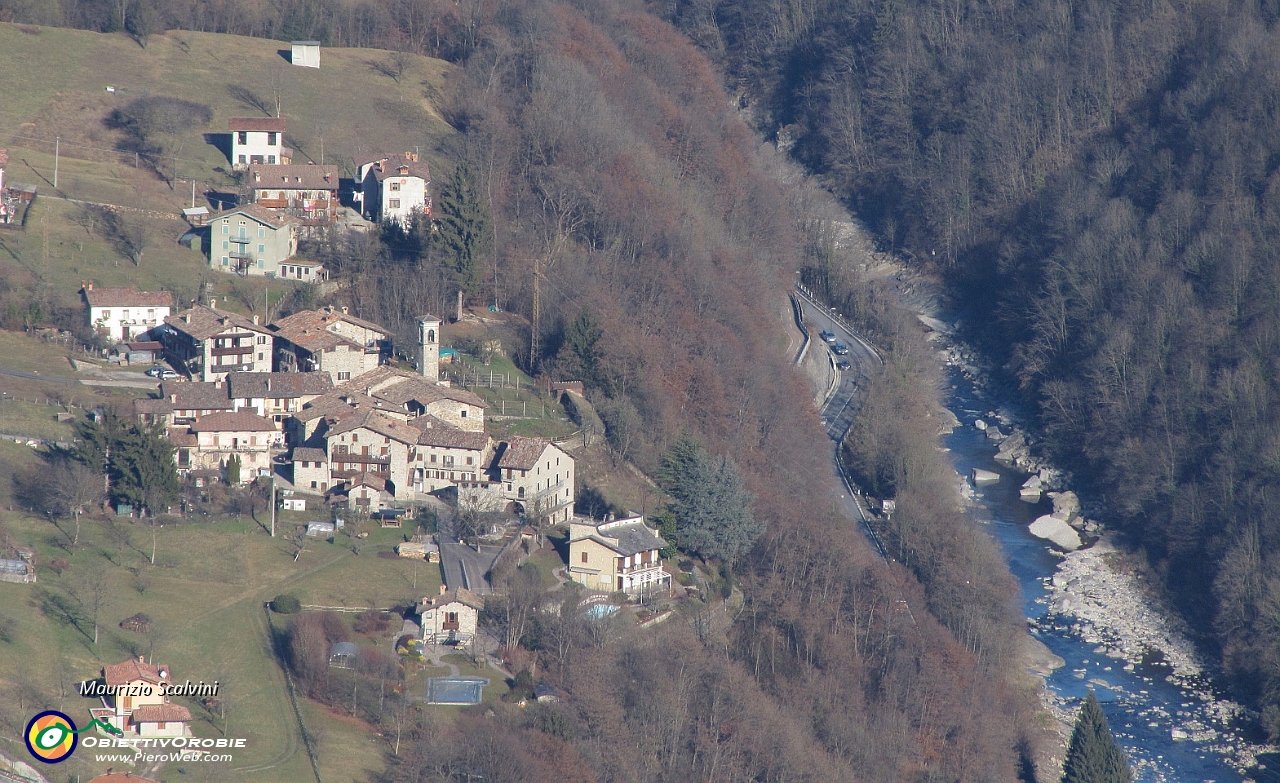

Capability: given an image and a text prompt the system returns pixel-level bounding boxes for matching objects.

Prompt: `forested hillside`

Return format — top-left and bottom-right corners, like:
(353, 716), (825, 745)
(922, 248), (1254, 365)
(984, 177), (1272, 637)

(671, 0), (1280, 734)
(0, 0), (1046, 779)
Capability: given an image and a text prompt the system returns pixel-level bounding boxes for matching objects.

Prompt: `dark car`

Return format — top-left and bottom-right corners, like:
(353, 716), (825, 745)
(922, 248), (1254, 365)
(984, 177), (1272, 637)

(836, 359), (852, 371)
(832, 341), (850, 356)
(819, 329), (836, 343)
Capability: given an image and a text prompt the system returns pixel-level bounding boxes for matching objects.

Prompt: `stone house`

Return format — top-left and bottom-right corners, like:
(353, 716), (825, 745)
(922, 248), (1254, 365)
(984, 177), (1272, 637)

(568, 516), (671, 596)
(335, 366), (486, 431)
(227, 371), (333, 424)
(185, 411), (280, 483)
(416, 587), (484, 645)
(290, 446), (329, 494)
(493, 437), (575, 524)
(158, 305), (274, 381)
(270, 306), (390, 382)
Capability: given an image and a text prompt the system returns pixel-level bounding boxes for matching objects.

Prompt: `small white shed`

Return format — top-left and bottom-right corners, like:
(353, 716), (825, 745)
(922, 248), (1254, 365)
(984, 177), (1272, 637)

(291, 41), (320, 68)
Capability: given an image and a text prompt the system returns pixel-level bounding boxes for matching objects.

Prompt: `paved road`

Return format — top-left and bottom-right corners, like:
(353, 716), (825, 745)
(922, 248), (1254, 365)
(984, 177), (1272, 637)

(0, 366), (78, 385)
(435, 513), (500, 594)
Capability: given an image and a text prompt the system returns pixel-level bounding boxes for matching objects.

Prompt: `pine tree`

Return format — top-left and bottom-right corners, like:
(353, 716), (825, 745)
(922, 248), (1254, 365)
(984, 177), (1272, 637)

(226, 453), (242, 485)
(1062, 691), (1132, 783)
(659, 438), (763, 568)
(432, 161), (491, 296)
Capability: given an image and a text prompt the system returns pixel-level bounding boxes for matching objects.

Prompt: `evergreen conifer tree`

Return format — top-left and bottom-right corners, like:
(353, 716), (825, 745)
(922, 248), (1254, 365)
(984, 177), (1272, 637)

(432, 161), (491, 296)
(226, 453), (242, 486)
(1062, 691), (1132, 783)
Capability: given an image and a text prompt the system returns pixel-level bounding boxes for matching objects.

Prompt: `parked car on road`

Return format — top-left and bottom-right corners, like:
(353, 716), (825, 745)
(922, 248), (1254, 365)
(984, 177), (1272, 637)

(145, 365), (165, 377)
(819, 329), (836, 343)
(157, 369), (181, 381)
(832, 341), (850, 356)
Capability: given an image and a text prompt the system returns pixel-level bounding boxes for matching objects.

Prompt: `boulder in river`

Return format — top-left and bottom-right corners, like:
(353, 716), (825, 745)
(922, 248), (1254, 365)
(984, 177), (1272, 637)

(1048, 490), (1081, 521)
(972, 468), (1001, 485)
(1030, 514), (1082, 550)
(974, 419), (987, 431)
(986, 426), (1005, 441)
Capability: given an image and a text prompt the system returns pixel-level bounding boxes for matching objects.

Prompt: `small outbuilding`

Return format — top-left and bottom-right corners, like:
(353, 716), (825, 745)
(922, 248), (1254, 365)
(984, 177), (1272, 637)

(328, 641), (359, 669)
(305, 521), (336, 538)
(291, 41), (320, 68)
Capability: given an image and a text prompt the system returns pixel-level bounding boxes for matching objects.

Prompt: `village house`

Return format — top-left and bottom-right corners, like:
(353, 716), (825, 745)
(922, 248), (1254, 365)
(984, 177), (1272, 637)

(208, 205), (303, 277)
(416, 587), (484, 645)
(246, 163), (339, 223)
(356, 152), (431, 227)
(335, 366), (486, 432)
(81, 285), (173, 343)
(227, 371), (333, 424)
(88, 657), (191, 738)
(324, 408), (428, 493)
(183, 411), (280, 483)
(227, 117), (288, 169)
(132, 380), (237, 429)
(290, 445), (329, 494)
(568, 516), (671, 596)
(343, 471), (395, 510)
(157, 305), (274, 381)
(270, 306), (390, 382)
(493, 437), (575, 524)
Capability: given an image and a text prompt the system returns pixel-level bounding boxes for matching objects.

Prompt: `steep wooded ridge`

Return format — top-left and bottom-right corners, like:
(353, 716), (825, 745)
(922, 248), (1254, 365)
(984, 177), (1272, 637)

(668, 0), (1280, 736)
(0, 2), (1040, 781)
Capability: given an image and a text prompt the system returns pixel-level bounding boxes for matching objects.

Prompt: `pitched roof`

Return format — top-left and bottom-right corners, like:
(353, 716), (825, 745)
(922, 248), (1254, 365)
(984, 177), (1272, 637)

(131, 703), (192, 723)
(211, 203), (301, 227)
(166, 426), (197, 447)
(412, 420), (489, 450)
(364, 153), (431, 183)
(248, 163), (339, 191)
(160, 381), (234, 410)
(419, 588), (485, 612)
(83, 287), (173, 308)
(292, 446), (327, 463)
(228, 117), (286, 132)
(103, 658), (169, 687)
(582, 517), (667, 557)
(190, 411), (278, 433)
(337, 367), (486, 409)
(133, 397), (174, 416)
(326, 409), (421, 445)
(269, 307), (387, 352)
(349, 472), (386, 490)
(496, 437), (555, 470)
(329, 641), (360, 657)
(124, 341), (164, 350)
(229, 372), (334, 399)
(164, 306), (271, 340)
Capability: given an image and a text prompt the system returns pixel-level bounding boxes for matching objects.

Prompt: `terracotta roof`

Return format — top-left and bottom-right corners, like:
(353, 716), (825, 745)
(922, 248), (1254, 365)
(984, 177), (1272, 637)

(229, 372), (333, 399)
(166, 426), (197, 447)
(337, 367), (485, 409)
(496, 437), (554, 470)
(164, 306), (270, 341)
(349, 472), (387, 490)
(131, 703), (192, 723)
(190, 411), (278, 433)
(211, 203), (300, 227)
(248, 163), (339, 191)
(412, 420), (489, 450)
(228, 117), (286, 132)
(103, 658), (169, 687)
(326, 409), (421, 445)
(160, 381), (234, 410)
(84, 287), (173, 308)
(269, 307), (387, 352)
(125, 341), (164, 351)
(292, 446), (327, 463)
(363, 153), (431, 183)
(419, 588), (484, 612)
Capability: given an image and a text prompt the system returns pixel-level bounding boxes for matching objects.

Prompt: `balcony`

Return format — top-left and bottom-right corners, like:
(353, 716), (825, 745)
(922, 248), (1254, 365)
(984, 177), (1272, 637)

(619, 561), (664, 575)
(211, 345), (253, 356)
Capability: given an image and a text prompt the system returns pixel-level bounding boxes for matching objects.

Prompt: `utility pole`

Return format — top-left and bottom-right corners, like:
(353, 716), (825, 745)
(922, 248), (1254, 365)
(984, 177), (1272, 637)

(191, 179), (196, 209)
(529, 262), (541, 368)
(270, 475), (276, 538)
(53, 136), (59, 189)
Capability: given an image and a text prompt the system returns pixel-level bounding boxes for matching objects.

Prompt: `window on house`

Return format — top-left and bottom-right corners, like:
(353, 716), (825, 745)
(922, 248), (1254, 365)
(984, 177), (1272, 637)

(268, 155), (276, 164)
(390, 182), (401, 192)
(258, 227), (265, 238)
(102, 310), (111, 319)
(238, 132), (247, 144)
(338, 371), (350, 380)
(389, 199), (400, 209)
(222, 224), (229, 234)
(267, 132), (277, 145)
(460, 410), (467, 418)
(258, 336), (267, 344)
(466, 456), (473, 465)
(352, 433), (358, 442)
(311, 480), (317, 488)
(581, 551), (588, 564)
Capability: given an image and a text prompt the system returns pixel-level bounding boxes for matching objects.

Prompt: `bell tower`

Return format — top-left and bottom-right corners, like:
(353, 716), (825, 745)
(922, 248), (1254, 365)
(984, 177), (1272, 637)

(417, 314), (441, 381)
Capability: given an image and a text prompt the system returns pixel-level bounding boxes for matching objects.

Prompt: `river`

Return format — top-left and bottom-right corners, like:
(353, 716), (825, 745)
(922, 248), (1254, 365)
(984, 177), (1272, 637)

(941, 366), (1279, 783)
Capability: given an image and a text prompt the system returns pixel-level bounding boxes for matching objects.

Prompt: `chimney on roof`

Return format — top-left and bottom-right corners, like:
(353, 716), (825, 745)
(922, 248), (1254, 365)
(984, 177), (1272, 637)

(182, 313), (190, 323)
(341, 306), (349, 315)
(253, 171), (260, 183)
(86, 282), (94, 291)
(215, 381), (222, 388)
(439, 584), (447, 595)
(406, 152), (417, 162)
(170, 394), (176, 403)
(376, 161), (384, 173)
(266, 378), (272, 392)
(252, 315), (259, 325)
(210, 298), (217, 310)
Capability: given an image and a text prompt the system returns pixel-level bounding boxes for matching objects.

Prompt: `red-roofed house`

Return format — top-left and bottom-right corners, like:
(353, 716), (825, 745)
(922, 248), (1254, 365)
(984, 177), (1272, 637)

(356, 152), (431, 226)
(248, 163), (339, 222)
(270, 306), (390, 382)
(228, 117), (289, 169)
(88, 656), (191, 738)
(82, 284), (173, 342)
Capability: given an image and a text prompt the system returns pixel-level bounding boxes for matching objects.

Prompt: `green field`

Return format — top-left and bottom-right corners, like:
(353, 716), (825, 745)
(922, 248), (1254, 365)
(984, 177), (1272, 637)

(0, 508), (444, 782)
(0, 21), (455, 319)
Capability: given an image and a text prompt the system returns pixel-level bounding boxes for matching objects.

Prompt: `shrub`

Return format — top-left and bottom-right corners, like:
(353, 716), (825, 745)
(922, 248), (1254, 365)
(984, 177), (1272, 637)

(354, 609), (392, 635)
(271, 593), (302, 614)
(48, 558), (70, 575)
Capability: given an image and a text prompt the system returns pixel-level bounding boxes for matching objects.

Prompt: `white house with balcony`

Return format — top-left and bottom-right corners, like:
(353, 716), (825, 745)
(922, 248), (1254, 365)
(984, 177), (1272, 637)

(82, 285), (173, 342)
(568, 516), (671, 596)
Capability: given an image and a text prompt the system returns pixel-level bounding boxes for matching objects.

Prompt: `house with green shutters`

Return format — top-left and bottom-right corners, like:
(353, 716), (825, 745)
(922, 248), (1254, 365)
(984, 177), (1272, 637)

(208, 204), (315, 278)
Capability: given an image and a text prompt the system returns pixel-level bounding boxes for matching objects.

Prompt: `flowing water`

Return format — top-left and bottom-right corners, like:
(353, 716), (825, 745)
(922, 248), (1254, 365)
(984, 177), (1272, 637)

(941, 369), (1279, 783)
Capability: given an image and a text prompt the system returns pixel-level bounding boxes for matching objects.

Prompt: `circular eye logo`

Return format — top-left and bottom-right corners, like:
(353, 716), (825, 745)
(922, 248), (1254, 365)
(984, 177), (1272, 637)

(24, 711), (77, 763)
